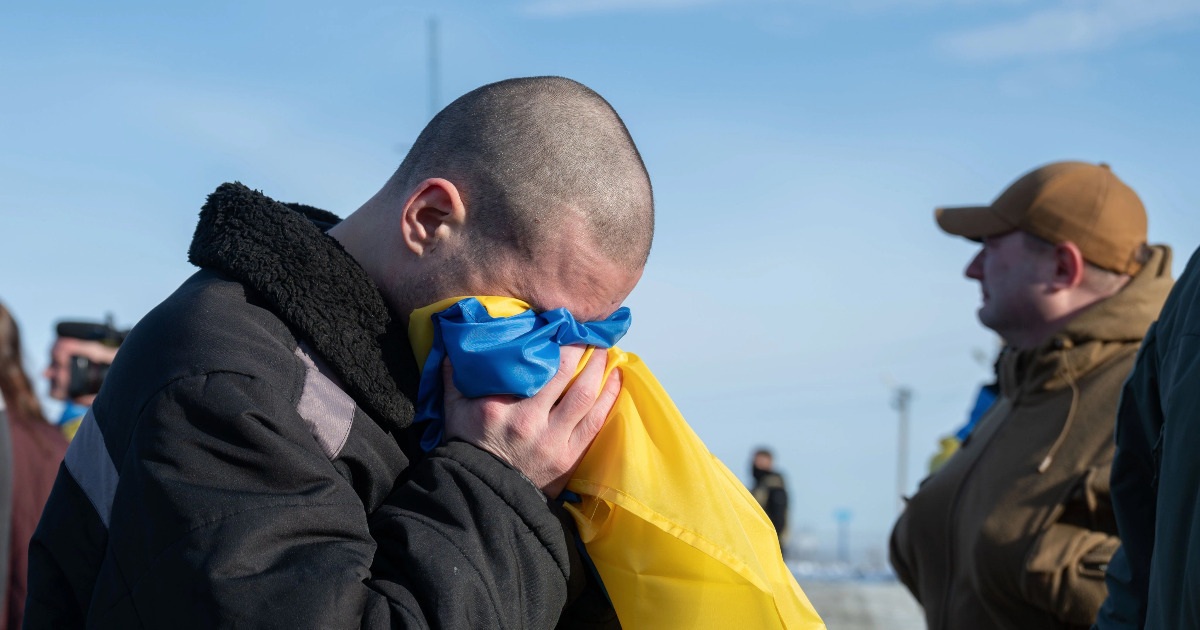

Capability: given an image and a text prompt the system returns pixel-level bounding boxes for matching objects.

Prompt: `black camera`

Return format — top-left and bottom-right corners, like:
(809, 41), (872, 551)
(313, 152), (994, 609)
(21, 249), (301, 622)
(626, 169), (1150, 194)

(56, 315), (128, 399)
(56, 320), (127, 346)
(67, 355), (111, 398)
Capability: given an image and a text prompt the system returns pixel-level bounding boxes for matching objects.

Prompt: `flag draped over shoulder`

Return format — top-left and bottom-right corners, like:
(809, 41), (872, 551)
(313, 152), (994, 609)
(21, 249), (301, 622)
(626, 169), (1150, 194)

(409, 296), (825, 630)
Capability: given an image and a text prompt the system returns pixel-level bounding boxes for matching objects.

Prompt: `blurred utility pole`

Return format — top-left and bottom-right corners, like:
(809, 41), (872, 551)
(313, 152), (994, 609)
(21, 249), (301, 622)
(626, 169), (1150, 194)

(892, 386), (913, 514)
(428, 17), (439, 119)
(834, 509), (852, 565)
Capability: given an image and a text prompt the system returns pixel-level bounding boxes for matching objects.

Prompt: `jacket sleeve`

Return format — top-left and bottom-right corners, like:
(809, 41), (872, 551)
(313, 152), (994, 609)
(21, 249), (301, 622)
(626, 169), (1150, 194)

(365, 441), (578, 628)
(766, 483), (788, 536)
(73, 371), (573, 629)
(888, 509), (922, 604)
(1094, 326), (1163, 630)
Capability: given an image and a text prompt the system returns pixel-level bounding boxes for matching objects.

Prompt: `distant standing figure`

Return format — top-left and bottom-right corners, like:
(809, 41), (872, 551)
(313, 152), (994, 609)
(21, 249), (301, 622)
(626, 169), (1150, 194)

(0, 302), (67, 629)
(751, 448), (789, 544)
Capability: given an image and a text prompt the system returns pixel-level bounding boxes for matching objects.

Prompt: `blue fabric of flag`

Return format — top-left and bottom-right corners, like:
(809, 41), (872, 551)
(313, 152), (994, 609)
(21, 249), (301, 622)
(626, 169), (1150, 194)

(413, 297), (632, 451)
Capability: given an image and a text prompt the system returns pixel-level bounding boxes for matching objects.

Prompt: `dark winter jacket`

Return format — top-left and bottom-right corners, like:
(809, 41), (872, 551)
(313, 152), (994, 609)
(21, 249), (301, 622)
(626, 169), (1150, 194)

(25, 183), (616, 629)
(890, 246), (1173, 630)
(1094, 246), (1200, 630)
(751, 469), (788, 538)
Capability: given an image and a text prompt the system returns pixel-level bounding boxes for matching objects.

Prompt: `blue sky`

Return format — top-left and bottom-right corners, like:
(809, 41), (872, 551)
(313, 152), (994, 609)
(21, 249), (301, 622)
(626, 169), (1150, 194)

(3, 0), (1199, 559)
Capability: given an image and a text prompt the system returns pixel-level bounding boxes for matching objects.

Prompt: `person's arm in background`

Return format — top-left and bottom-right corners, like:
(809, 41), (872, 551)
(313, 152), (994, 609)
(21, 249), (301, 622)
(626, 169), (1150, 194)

(765, 477), (788, 537)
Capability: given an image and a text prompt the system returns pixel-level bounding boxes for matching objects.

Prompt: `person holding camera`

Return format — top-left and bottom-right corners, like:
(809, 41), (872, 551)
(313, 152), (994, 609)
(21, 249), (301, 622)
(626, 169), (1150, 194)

(43, 318), (125, 440)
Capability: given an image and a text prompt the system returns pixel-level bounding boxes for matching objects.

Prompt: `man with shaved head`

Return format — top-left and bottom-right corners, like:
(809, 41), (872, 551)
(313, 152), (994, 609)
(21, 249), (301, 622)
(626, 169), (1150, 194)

(27, 77), (649, 628)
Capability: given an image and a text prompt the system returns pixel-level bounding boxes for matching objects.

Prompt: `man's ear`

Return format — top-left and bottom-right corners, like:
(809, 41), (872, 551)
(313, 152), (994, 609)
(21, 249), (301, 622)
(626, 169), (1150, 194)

(1051, 241), (1086, 290)
(399, 178), (467, 256)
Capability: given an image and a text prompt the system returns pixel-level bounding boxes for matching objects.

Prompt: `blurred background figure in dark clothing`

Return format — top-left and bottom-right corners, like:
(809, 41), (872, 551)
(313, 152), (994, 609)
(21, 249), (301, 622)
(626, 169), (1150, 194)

(751, 448), (789, 550)
(0, 301), (68, 629)
(43, 317), (124, 440)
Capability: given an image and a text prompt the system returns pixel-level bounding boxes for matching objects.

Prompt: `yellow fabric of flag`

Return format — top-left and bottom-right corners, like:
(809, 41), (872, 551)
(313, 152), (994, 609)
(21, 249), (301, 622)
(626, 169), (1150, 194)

(410, 296), (825, 629)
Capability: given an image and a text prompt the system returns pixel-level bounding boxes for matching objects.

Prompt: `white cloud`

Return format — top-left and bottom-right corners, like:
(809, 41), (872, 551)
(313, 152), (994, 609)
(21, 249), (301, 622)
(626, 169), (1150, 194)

(941, 0), (1200, 60)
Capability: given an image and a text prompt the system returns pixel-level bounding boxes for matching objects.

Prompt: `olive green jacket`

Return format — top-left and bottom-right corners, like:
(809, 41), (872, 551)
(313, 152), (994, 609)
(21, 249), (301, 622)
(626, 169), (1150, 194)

(891, 246), (1174, 630)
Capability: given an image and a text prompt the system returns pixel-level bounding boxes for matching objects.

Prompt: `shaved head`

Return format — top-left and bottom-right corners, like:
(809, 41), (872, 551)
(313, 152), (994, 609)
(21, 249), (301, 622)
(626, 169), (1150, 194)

(389, 76), (654, 271)
(334, 76), (653, 322)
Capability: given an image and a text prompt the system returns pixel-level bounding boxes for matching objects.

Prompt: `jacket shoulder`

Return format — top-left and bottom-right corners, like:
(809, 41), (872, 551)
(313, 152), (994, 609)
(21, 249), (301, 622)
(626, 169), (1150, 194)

(117, 270), (301, 388)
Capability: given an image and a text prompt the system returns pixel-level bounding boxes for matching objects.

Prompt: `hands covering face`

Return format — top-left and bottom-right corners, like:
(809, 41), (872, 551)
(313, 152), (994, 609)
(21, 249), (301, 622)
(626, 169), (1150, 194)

(442, 345), (621, 498)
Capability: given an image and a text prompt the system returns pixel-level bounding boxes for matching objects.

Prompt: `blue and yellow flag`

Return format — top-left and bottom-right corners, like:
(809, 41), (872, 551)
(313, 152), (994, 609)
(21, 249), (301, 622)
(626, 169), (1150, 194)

(410, 296), (825, 630)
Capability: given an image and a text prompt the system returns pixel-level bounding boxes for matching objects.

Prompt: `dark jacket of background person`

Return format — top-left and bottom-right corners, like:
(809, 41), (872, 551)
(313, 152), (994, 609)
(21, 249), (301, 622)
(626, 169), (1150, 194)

(25, 185), (615, 629)
(0, 302), (68, 630)
(751, 468), (788, 538)
(890, 245), (1174, 630)
(1094, 246), (1200, 630)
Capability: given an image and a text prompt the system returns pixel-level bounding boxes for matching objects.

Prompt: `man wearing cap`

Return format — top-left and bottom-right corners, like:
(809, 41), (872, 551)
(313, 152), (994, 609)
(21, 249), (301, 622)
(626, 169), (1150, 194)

(889, 161), (1174, 629)
(43, 319), (124, 440)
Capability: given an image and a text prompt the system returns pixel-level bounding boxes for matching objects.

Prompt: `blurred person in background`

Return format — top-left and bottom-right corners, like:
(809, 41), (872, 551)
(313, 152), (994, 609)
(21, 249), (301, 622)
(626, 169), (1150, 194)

(750, 448), (789, 548)
(43, 318), (124, 440)
(0, 302), (68, 629)
(1094, 246), (1200, 630)
(890, 161), (1173, 629)
(928, 352), (1000, 473)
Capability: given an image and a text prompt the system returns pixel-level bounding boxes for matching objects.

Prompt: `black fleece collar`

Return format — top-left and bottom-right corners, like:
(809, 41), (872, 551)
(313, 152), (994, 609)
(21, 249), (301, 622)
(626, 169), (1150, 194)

(187, 182), (419, 432)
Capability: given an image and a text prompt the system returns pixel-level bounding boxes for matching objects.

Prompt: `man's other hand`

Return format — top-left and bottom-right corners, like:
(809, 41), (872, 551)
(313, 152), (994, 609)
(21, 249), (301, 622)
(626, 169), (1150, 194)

(442, 345), (621, 498)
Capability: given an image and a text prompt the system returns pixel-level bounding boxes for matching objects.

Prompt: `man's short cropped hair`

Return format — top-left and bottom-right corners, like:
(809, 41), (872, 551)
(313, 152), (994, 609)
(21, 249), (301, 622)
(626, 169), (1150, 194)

(392, 76), (654, 271)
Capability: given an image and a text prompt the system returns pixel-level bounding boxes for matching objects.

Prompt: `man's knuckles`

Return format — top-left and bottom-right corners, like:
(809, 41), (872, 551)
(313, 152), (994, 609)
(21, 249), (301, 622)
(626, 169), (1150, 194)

(502, 414), (543, 442)
(473, 396), (515, 421)
(556, 381), (599, 418)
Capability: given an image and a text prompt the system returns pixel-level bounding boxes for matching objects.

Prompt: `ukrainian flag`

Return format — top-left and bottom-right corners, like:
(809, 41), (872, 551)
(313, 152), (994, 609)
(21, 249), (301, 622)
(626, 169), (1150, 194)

(410, 296), (824, 629)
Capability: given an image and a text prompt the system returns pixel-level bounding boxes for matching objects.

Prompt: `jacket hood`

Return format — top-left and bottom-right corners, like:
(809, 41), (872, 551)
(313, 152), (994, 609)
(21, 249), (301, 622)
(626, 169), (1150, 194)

(187, 182), (419, 432)
(1000, 244), (1174, 400)
(1061, 244), (1174, 345)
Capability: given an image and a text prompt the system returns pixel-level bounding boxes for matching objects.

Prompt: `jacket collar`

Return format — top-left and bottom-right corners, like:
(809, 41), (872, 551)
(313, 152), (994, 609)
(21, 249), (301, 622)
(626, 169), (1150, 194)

(187, 182), (419, 432)
(999, 245), (1174, 399)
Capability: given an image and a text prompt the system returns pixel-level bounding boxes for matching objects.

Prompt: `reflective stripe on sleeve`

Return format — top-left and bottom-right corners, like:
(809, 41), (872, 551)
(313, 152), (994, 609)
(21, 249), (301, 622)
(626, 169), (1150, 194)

(63, 408), (120, 528)
(294, 345), (355, 459)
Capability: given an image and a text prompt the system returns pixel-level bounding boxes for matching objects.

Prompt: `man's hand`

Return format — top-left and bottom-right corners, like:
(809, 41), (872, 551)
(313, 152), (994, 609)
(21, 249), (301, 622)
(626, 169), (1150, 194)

(443, 345), (621, 498)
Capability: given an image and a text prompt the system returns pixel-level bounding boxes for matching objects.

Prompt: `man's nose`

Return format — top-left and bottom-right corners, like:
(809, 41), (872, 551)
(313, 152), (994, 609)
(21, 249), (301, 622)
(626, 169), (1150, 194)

(965, 250), (985, 280)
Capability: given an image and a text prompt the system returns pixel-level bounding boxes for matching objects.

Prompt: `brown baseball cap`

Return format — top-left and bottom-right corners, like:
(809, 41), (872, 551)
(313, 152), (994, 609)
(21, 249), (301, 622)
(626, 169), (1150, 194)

(935, 161), (1148, 275)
